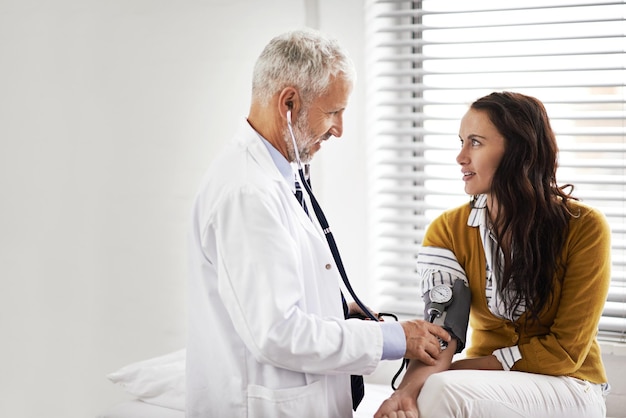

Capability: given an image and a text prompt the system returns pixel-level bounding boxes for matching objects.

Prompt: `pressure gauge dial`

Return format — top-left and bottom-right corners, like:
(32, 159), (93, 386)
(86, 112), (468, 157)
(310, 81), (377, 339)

(430, 284), (453, 304)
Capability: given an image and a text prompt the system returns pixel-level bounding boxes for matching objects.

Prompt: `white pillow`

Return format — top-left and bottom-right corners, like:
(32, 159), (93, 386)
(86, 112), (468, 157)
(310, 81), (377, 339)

(107, 349), (186, 411)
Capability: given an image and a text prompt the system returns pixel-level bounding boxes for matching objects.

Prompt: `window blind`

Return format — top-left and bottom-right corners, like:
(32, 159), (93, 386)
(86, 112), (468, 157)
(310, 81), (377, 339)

(365, 0), (626, 342)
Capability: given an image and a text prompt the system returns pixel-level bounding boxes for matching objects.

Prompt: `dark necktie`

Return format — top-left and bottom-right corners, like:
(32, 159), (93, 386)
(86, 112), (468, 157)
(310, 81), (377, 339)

(294, 178), (309, 216)
(293, 169), (365, 411)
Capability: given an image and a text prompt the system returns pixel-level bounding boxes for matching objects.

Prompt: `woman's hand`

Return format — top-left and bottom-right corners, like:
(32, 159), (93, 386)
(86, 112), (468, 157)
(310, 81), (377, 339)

(375, 338), (455, 418)
(374, 390), (419, 418)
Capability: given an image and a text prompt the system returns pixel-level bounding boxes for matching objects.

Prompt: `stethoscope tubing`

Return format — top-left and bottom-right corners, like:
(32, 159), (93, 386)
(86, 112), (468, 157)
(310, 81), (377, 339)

(287, 110), (378, 322)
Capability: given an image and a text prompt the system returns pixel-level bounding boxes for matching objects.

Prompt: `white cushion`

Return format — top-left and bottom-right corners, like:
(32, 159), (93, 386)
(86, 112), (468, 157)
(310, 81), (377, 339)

(107, 349), (186, 411)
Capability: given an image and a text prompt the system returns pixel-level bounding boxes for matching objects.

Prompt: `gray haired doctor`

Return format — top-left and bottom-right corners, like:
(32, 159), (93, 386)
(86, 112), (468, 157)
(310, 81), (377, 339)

(186, 29), (450, 418)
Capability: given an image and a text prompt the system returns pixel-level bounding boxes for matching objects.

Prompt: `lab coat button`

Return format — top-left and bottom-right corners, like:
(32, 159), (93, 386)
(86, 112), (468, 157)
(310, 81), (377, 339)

(325, 264), (332, 270)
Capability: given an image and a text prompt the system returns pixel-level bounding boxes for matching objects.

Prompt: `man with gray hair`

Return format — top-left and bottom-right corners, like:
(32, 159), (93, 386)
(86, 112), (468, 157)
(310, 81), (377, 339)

(186, 29), (449, 417)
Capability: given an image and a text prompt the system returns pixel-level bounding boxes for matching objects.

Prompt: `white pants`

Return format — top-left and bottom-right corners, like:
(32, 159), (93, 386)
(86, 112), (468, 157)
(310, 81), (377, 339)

(418, 370), (606, 418)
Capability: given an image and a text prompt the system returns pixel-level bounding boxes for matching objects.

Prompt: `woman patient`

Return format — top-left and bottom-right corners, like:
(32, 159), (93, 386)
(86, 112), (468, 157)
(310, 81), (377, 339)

(375, 91), (611, 418)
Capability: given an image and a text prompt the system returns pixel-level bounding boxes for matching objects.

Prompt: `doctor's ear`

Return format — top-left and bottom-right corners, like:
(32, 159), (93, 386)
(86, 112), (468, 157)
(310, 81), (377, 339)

(278, 87), (299, 122)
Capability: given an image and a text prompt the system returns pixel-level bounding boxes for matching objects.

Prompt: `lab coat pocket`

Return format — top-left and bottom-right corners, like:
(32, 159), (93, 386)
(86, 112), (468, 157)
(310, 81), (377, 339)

(247, 379), (326, 418)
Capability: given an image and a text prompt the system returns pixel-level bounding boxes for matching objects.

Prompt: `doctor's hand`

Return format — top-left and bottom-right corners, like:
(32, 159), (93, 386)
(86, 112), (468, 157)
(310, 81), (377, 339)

(400, 320), (450, 364)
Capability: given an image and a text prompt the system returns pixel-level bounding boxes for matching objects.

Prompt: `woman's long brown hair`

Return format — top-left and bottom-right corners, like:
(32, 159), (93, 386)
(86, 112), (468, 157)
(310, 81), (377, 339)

(470, 92), (576, 321)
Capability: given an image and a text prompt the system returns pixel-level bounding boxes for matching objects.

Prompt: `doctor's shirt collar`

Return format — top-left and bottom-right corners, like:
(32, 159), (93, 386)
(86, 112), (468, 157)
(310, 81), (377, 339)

(255, 131), (298, 192)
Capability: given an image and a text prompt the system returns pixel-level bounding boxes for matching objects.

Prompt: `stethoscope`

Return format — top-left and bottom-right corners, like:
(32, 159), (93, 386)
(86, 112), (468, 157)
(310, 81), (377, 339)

(286, 109), (380, 322)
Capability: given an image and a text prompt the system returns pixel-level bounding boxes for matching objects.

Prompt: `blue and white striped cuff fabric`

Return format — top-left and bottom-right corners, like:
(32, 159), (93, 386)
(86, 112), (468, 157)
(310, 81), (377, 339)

(417, 246), (468, 295)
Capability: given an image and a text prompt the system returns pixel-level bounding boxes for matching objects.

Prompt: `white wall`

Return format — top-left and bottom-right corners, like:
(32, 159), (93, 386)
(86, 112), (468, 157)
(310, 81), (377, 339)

(0, 1), (366, 417)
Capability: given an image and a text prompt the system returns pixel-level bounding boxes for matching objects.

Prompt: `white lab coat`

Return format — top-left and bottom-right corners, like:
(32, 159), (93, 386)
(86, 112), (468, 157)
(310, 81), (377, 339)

(186, 120), (383, 418)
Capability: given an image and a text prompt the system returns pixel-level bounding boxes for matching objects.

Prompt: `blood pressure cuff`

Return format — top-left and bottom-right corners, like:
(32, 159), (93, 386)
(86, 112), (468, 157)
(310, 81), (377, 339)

(423, 279), (471, 353)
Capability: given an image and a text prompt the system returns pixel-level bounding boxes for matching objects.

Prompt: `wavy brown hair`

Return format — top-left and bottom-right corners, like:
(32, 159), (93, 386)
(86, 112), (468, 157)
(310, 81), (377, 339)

(470, 92), (576, 321)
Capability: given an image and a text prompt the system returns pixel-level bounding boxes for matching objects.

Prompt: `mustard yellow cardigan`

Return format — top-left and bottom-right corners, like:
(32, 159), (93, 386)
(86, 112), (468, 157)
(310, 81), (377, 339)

(423, 199), (611, 383)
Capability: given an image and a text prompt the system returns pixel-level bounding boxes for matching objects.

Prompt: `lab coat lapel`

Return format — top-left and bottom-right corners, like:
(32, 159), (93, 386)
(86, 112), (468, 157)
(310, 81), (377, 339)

(239, 121), (325, 243)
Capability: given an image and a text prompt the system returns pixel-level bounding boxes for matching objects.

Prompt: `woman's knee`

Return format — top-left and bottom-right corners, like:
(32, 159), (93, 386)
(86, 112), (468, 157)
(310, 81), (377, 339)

(417, 371), (468, 417)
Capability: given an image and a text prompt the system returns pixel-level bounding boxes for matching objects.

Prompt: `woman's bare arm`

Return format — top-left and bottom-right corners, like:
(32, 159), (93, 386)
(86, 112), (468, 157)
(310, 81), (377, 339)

(450, 355), (503, 370)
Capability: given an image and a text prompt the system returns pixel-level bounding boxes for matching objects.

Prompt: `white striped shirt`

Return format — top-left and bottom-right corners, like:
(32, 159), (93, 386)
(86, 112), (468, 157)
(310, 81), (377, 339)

(469, 194), (522, 370)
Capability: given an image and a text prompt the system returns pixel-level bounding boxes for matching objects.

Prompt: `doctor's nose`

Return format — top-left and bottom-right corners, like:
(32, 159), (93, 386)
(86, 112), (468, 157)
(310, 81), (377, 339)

(329, 117), (344, 138)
